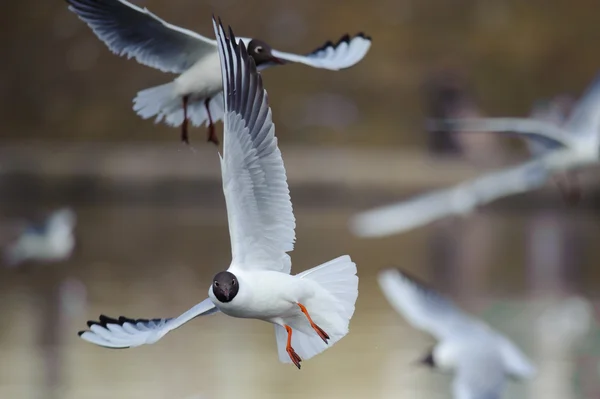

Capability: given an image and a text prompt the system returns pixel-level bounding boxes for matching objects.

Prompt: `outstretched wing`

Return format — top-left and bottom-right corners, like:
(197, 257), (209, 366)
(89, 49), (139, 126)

(214, 18), (295, 273)
(66, 0), (217, 73)
(496, 335), (537, 379)
(435, 117), (574, 149)
(266, 33), (371, 71)
(564, 72), (600, 138)
(78, 298), (219, 348)
(377, 269), (481, 340)
(350, 159), (549, 237)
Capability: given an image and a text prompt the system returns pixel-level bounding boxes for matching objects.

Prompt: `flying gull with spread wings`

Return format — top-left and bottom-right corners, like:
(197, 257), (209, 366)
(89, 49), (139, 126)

(78, 18), (359, 370)
(350, 75), (600, 237)
(66, 0), (372, 145)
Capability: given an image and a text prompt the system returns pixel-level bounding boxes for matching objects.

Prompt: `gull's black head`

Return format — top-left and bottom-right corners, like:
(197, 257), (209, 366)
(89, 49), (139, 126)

(417, 349), (436, 368)
(247, 39), (284, 66)
(212, 271), (239, 303)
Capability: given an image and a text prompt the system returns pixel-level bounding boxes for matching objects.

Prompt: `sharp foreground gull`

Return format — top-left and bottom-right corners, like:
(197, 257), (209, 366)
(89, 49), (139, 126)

(78, 17), (359, 370)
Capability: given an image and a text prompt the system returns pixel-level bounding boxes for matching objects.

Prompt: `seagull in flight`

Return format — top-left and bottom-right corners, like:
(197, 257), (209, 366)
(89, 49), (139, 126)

(350, 74), (600, 237)
(378, 268), (536, 399)
(78, 18), (359, 370)
(3, 208), (76, 267)
(66, 0), (372, 146)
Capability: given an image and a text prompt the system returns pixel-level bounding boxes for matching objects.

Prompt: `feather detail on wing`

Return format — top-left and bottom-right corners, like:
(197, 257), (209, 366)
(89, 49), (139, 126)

(213, 18), (295, 273)
(78, 298), (219, 348)
(67, 0), (217, 73)
(268, 33), (371, 71)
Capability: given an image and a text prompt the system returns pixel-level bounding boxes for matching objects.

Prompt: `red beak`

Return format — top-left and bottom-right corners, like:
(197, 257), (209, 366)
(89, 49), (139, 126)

(271, 57), (286, 65)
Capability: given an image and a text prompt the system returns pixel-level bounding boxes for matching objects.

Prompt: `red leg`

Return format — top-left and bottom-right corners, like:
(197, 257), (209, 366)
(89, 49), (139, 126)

(297, 303), (330, 344)
(205, 98), (219, 146)
(181, 95), (190, 145)
(284, 325), (302, 369)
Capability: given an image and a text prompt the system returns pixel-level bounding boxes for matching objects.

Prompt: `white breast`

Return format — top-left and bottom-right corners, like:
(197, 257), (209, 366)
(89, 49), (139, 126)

(208, 270), (312, 321)
(174, 51), (223, 98)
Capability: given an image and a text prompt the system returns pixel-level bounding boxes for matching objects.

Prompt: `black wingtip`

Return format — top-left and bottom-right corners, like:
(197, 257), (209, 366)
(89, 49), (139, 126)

(228, 25), (237, 44)
(356, 32), (372, 41)
(309, 32), (372, 55)
(218, 16), (224, 33)
(77, 330), (85, 337)
(118, 316), (135, 324)
(86, 320), (99, 328)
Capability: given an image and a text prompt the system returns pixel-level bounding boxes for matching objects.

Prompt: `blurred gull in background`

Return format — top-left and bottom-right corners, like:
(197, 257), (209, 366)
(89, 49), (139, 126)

(378, 268), (536, 399)
(77, 19), (359, 370)
(350, 73), (600, 237)
(423, 66), (500, 163)
(66, 0), (372, 145)
(3, 208), (76, 267)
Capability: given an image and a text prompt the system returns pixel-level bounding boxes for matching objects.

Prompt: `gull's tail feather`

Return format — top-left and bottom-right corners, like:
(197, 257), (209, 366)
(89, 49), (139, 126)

(133, 84), (224, 129)
(133, 82), (179, 122)
(274, 255), (359, 363)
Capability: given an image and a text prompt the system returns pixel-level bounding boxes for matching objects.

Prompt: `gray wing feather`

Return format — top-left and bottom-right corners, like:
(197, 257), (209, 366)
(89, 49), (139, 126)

(378, 269), (481, 340)
(438, 117), (573, 149)
(67, 0), (216, 73)
(268, 33), (371, 71)
(351, 159), (549, 237)
(78, 298), (219, 348)
(214, 18), (295, 273)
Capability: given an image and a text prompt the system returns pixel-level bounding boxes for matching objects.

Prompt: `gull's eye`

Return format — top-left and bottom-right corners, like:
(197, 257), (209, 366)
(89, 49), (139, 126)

(255, 46), (263, 54)
(232, 279), (236, 285)
(214, 281), (219, 287)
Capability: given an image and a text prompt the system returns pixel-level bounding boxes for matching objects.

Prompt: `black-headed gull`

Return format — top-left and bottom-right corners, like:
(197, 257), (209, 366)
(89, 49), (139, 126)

(378, 269), (536, 399)
(78, 18), (359, 370)
(66, 0), (372, 146)
(350, 75), (600, 237)
(3, 208), (76, 267)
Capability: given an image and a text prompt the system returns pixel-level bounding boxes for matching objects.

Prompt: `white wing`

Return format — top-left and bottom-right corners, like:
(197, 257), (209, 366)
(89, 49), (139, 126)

(437, 117), (575, 149)
(67, 0), (217, 74)
(350, 159), (549, 237)
(564, 72), (600, 138)
(268, 33), (371, 71)
(453, 351), (506, 399)
(214, 19), (295, 273)
(496, 335), (537, 379)
(78, 298), (219, 348)
(526, 99), (571, 156)
(377, 269), (481, 341)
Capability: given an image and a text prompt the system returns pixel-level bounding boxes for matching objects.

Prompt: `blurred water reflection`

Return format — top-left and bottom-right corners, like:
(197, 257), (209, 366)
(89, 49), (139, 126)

(0, 197), (598, 399)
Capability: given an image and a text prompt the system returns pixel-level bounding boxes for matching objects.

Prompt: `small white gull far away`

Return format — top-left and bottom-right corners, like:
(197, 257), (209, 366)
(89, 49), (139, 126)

(3, 208), (76, 267)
